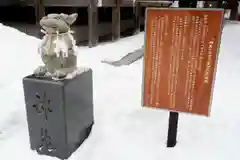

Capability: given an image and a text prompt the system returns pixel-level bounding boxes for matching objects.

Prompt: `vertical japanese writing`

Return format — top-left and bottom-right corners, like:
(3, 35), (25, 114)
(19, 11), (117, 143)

(168, 16), (176, 108)
(198, 14), (209, 72)
(149, 17), (158, 105)
(204, 39), (214, 84)
(155, 15), (165, 105)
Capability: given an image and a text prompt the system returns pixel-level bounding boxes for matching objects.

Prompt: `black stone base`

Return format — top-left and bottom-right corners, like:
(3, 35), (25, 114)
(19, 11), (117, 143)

(22, 68), (94, 160)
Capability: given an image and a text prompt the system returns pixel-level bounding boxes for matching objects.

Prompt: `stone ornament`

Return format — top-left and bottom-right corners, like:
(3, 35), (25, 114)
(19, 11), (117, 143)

(34, 13), (78, 80)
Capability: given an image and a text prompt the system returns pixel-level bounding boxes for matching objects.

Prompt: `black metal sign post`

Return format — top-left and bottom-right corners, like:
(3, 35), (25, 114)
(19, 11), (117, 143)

(166, 111), (179, 147)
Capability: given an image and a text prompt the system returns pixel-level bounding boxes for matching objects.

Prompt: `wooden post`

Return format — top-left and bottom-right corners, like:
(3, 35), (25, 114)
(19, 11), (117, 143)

(34, 0), (45, 24)
(189, 0), (197, 8)
(178, 0), (197, 8)
(112, 0), (121, 41)
(133, 1), (141, 35)
(227, 0), (239, 20)
(34, 0), (45, 38)
(88, 0), (99, 48)
(70, 7), (78, 14)
(217, 0), (224, 8)
(178, 0), (191, 8)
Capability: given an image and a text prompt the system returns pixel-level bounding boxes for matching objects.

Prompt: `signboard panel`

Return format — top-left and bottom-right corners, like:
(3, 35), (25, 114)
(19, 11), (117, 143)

(142, 8), (224, 116)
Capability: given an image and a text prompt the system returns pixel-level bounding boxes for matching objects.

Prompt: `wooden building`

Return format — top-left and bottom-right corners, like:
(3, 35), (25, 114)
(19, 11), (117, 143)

(0, 0), (173, 47)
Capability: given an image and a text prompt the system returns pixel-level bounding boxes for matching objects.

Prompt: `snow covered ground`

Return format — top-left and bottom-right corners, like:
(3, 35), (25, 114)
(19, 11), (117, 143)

(0, 20), (240, 160)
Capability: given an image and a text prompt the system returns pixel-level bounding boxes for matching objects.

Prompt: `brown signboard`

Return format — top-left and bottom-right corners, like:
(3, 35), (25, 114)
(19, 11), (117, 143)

(142, 8), (224, 116)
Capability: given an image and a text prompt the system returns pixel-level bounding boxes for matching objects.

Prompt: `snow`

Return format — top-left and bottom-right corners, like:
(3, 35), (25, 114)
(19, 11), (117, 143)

(0, 20), (240, 160)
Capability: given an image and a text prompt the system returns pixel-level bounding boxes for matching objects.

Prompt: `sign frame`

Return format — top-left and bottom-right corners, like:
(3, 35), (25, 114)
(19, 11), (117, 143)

(141, 7), (224, 116)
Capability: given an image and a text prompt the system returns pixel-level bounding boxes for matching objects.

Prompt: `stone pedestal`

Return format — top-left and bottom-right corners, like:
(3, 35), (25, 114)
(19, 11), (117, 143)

(22, 68), (94, 160)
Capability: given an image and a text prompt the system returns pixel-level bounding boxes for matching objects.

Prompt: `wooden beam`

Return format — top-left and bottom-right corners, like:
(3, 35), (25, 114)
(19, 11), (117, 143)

(138, 1), (172, 7)
(88, 0), (99, 48)
(112, 0), (121, 41)
(133, 1), (141, 34)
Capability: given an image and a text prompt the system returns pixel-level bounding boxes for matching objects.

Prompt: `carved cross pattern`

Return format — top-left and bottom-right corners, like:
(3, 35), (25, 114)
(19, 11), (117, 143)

(32, 92), (52, 121)
(37, 128), (56, 153)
